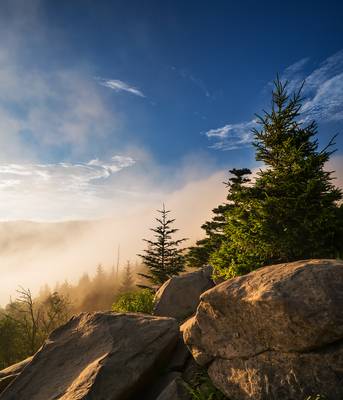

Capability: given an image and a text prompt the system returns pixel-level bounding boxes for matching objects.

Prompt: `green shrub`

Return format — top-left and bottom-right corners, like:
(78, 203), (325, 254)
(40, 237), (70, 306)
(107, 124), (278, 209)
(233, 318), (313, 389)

(112, 289), (155, 314)
(183, 370), (227, 400)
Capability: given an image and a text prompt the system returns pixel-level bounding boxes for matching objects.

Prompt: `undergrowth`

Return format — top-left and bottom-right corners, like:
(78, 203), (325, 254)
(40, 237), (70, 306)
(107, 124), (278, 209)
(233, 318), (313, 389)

(183, 369), (227, 400)
(112, 289), (154, 314)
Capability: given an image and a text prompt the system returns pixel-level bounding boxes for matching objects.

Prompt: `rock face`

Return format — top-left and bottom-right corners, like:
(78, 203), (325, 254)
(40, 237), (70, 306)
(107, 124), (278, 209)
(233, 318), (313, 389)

(154, 266), (214, 321)
(0, 312), (179, 400)
(156, 376), (190, 400)
(141, 335), (192, 400)
(183, 259), (343, 400)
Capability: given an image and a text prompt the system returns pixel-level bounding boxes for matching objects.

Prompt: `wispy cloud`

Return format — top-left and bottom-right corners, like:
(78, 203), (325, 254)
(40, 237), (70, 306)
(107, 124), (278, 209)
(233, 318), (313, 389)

(279, 50), (343, 123)
(283, 57), (310, 80)
(206, 50), (343, 150)
(0, 150), (229, 222)
(205, 121), (256, 150)
(0, 155), (135, 191)
(0, 155), (135, 220)
(297, 51), (343, 122)
(98, 78), (145, 98)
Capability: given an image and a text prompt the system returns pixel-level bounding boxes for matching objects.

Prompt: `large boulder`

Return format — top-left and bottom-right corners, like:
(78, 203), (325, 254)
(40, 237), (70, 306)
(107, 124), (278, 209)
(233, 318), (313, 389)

(0, 312), (179, 400)
(183, 259), (343, 400)
(154, 266), (214, 321)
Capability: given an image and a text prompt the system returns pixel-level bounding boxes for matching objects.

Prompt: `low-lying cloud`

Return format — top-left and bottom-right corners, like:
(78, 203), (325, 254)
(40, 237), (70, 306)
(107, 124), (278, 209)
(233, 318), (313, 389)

(0, 169), (228, 305)
(1, 153), (341, 306)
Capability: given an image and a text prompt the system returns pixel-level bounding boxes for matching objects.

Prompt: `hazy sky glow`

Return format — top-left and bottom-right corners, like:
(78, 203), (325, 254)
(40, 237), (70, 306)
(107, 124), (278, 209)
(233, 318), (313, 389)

(0, 0), (342, 303)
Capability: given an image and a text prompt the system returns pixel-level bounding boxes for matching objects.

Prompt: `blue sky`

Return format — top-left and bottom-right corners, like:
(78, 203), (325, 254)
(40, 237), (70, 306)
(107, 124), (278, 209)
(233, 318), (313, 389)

(0, 0), (342, 220)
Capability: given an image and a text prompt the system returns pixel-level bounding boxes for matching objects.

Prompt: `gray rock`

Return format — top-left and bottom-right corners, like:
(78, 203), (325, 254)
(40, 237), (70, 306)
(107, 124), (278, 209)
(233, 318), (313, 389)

(156, 376), (190, 400)
(140, 334), (191, 400)
(142, 372), (182, 400)
(183, 259), (343, 400)
(154, 266), (214, 321)
(209, 341), (343, 400)
(0, 312), (179, 400)
(167, 336), (190, 372)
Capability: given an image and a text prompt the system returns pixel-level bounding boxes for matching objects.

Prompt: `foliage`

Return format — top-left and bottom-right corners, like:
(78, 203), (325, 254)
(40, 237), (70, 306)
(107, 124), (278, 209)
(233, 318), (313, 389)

(0, 315), (27, 369)
(210, 78), (343, 279)
(40, 291), (71, 335)
(0, 288), (71, 369)
(112, 289), (155, 314)
(184, 370), (227, 400)
(187, 168), (251, 269)
(138, 204), (187, 287)
(186, 204), (231, 269)
(305, 396), (327, 400)
(0, 262), (146, 369)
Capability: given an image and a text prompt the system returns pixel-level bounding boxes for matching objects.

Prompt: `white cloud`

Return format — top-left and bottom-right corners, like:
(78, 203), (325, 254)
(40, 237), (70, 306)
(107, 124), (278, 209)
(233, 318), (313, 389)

(206, 50), (343, 150)
(0, 155), (135, 187)
(0, 155), (135, 220)
(284, 57), (310, 76)
(283, 50), (343, 122)
(0, 148), (228, 222)
(98, 78), (145, 98)
(205, 120), (256, 150)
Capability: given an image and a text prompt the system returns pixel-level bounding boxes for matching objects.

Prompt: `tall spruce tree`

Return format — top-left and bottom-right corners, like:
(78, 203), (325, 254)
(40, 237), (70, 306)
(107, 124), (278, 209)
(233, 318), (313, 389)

(187, 168), (251, 268)
(138, 205), (187, 287)
(211, 78), (342, 279)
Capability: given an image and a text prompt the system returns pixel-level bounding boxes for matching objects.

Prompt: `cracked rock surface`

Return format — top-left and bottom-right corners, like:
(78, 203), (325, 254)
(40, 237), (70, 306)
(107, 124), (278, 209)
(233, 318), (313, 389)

(183, 259), (343, 400)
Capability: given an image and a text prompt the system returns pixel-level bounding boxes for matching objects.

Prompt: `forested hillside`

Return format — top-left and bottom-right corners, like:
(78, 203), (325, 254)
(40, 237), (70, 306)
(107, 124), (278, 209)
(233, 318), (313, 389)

(0, 262), (144, 369)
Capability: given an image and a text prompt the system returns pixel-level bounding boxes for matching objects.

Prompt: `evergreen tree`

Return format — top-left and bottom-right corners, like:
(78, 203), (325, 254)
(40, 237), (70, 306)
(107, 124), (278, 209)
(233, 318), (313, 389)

(138, 205), (187, 287)
(120, 261), (135, 293)
(211, 78), (342, 278)
(187, 168), (251, 268)
(94, 264), (106, 285)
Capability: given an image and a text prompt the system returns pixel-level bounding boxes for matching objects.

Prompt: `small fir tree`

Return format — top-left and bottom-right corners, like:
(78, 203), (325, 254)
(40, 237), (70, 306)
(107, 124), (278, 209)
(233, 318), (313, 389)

(138, 205), (187, 287)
